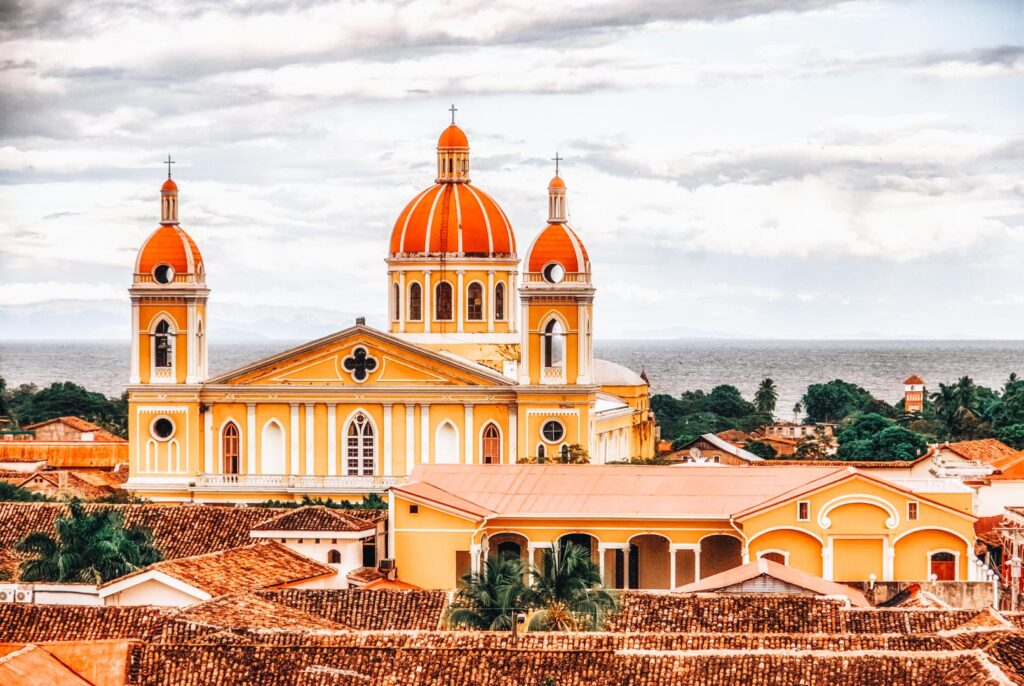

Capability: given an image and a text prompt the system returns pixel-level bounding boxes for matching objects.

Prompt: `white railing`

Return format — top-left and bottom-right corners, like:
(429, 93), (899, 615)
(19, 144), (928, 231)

(541, 367), (565, 385)
(194, 473), (406, 492)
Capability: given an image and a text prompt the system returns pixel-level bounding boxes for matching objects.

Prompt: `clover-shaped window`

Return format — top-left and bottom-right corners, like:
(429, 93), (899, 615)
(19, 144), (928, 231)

(342, 346), (378, 383)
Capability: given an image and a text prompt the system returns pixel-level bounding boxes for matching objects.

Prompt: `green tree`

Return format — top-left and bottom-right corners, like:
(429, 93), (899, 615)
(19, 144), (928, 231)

(996, 424), (1024, 450)
(7, 381), (128, 438)
(16, 499), (162, 583)
(835, 414), (928, 462)
(528, 543), (618, 631)
(794, 426), (831, 460)
(744, 440), (778, 460)
(802, 380), (873, 423)
(0, 482), (53, 503)
(446, 555), (533, 630)
(792, 402), (803, 423)
(702, 385), (756, 419)
(754, 378), (778, 416)
(670, 412), (737, 449)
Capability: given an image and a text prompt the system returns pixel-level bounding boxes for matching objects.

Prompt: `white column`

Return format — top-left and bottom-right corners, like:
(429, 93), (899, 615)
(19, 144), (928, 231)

(527, 543), (536, 572)
(129, 304), (140, 384)
(421, 403), (430, 464)
(883, 539), (895, 581)
(383, 404), (393, 476)
(694, 548), (702, 581)
(327, 404), (337, 476)
(398, 271), (406, 333)
(304, 403), (315, 475)
(246, 404), (256, 474)
(742, 547), (750, 564)
(519, 298), (531, 384)
(470, 543), (482, 574)
(623, 546), (631, 590)
(406, 404), (415, 474)
(456, 270), (465, 333)
(508, 409), (517, 464)
(510, 273), (517, 333)
(821, 542), (833, 581)
(290, 403), (300, 475)
(464, 404), (474, 464)
(487, 270), (495, 333)
(203, 407), (213, 473)
(186, 301), (198, 384)
(423, 270), (432, 333)
(669, 548), (677, 590)
(576, 303), (587, 384)
(598, 544), (608, 585)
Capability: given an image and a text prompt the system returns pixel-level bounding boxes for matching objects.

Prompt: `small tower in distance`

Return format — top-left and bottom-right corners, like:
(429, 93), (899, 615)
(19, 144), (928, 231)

(903, 375), (925, 414)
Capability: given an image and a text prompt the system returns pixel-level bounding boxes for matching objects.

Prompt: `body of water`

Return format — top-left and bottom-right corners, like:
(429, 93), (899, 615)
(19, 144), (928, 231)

(1, 339), (1022, 414)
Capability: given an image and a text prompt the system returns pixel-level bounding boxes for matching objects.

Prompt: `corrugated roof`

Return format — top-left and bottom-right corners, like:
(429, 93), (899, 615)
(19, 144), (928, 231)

(396, 464), (845, 518)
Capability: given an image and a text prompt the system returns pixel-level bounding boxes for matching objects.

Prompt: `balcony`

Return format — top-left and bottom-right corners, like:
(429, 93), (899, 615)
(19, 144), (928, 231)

(192, 473), (406, 494)
(541, 366), (565, 385)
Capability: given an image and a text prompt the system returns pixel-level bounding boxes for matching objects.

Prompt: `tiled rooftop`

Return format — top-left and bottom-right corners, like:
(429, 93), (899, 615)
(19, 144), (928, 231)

(249, 506), (375, 533)
(102, 542), (336, 597)
(0, 605), (168, 643)
(255, 589), (449, 631)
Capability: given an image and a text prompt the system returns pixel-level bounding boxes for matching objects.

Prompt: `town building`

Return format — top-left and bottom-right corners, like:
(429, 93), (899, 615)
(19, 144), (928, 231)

(904, 375), (926, 414)
(123, 120), (656, 502)
(389, 463), (978, 590)
(666, 433), (764, 465)
(0, 416), (127, 471)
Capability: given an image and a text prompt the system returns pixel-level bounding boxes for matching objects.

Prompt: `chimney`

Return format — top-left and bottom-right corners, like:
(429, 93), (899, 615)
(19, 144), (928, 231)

(356, 316), (366, 326)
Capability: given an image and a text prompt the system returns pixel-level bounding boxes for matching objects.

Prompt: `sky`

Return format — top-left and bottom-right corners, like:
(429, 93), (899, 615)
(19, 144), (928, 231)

(0, 0), (1022, 341)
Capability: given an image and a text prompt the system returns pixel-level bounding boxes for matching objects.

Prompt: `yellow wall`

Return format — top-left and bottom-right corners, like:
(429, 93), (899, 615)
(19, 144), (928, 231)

(393, 494), (476, 589)
(894, 528), (968, 581)
(748, 528), (822, 575)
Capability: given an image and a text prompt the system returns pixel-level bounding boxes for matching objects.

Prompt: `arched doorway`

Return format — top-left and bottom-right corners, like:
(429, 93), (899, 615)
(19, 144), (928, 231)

(700, 535), (743, 579)
(222, 422), (240, 475)
(559, 533), (597, 561)
(930, 552), (957, 581)
(488, 533), (528, 563)
(629, 534), (671, 589)
(260, 421), (286, 475)
(435, 422), (459, 464)
(481, 423), (500, 464)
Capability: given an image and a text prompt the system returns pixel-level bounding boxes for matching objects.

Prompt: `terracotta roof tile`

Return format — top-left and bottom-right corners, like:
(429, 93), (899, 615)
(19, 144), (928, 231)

(249, 506), (374, 533)
(942, 439), (1022, 466)
(102, 542), (335, 597)
(256, 589), (449, 631)
(0, 605), (167, 643)
(168, 593), (350, 634)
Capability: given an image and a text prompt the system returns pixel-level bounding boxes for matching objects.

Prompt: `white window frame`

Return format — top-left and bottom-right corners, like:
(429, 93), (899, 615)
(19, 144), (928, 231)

(407, 281), (423, 322)
(434, 280), (454, 322)
(479, 422), (503, 465)
(757, 549), (790, 565)
(150, 415), (176, 442)
(540, 419), (566, 444)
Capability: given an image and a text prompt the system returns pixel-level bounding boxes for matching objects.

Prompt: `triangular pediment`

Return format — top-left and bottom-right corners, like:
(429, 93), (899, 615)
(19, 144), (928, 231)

(204, 326), (512, 388)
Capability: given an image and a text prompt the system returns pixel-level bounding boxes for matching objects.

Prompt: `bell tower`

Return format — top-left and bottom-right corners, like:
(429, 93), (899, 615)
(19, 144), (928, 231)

(129, 159), (209, 385)
(520, 163), (594, 385)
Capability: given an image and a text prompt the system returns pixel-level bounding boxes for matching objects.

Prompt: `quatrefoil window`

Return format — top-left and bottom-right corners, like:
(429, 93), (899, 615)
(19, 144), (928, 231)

(342, 346), (378, 383)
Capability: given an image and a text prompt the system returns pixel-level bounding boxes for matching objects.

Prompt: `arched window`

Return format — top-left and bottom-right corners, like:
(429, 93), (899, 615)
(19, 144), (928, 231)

(408, 283), (422, 321)
(536, 443), (546, 463)
(393, 283), (401, 321)
(222, 422), (240, 475)
(559, 444), (570, 463)
(542, 318), (564, 368)
(761, 551), (786, 565)
(328, 549), (342, 564)
(930, 551), (956, 581)
(467, 282), (483, 320)
(482, 423), (500, 464)
(435, 282), (453, 321)
(346, 412), (375, 476)
(494, 282), (505, 321)
(154, 320), (173, 368)
(196, 319), (205, 374)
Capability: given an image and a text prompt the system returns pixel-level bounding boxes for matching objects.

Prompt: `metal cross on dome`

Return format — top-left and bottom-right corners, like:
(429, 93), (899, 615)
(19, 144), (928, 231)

(164, 154), (175, 179)
(552, 151), (563, 176)
(342, 347), (378, 382)
(449, 103), (457, 124)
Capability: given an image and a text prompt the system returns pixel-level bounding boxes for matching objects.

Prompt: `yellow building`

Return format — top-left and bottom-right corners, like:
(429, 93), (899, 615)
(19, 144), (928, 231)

(389, 463), (978, 589)
(125, 119), (657, 502)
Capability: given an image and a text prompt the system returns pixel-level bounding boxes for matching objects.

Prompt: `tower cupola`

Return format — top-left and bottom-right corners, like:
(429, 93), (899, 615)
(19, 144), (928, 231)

(436, 104), (470, 183)
(547, 152), (567, 223)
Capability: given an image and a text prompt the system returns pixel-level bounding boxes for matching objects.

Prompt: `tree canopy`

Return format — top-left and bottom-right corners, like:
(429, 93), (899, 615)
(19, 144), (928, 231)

(835, 413), (928, 462)
(801, 380), (875, 423)
(754, 378), (778, 416)
(1, 377), (128, 438)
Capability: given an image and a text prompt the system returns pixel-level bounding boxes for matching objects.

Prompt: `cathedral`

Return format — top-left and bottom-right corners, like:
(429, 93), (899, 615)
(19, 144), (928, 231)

(124, 116), (657, 502)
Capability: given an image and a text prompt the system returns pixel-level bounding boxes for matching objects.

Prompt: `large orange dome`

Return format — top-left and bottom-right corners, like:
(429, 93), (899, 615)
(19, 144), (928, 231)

(437, 124), (469, 149)
(135, 224), (203, 275)
(526, 223), (589, 274)
(390, 183), (516, 256)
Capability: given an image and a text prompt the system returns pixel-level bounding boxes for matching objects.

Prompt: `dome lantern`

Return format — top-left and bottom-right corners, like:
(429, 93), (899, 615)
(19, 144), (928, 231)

(548, 152), (567, 224)
(160, 154), (179, 225)
(436, 104), (470, 183)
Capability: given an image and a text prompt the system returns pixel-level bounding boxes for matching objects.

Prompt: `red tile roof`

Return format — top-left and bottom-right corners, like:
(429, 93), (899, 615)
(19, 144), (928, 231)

(674, 558), (870, 607)
(904, 375), (925, 385)
(22, 417), (125, 443)
(249, 506), (375, 533)
(941, 439), (1022, 466)
(0, 605), (167, 643)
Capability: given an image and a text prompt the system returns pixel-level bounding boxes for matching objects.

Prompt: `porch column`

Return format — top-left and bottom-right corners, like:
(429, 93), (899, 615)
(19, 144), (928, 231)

(527, 542), (536, 570)
(246, 404), (256, 474)
(326, 404), (337, 476)
(623, 546), (631, 590)
(203, 407), (213, 474)
(470, 543), (482, 574)
(464, 404), (474, 464)
(742, 547), (750, 564)
(669, 547), (677, 590)
(290, 403), (300, 475)
(694, 548), (701, 581)
(883, 539), (895, 581)
(304, 403), (315, 475)
(383, 404), (393, 476)
(421, 403), (431, 464)
(405, 404), (415, 474)
(597, 544), (608, 586)
(822, 541), (834, 581)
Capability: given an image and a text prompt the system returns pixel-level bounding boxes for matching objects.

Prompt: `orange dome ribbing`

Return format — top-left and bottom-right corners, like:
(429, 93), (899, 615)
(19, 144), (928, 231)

(135, 224), (203, 274)
(526, 223), (589, 273)
(390, 183), (516, 256)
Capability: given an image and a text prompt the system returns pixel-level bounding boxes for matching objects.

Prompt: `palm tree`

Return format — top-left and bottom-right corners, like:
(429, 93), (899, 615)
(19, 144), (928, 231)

(792, 402), (802, 424)
(445, 555), (533, 630)
(754, 378), (778, 416)
(1005, 373), (1019, 393)
(528, 542), (618, 631)
(16, 498), (162, 583)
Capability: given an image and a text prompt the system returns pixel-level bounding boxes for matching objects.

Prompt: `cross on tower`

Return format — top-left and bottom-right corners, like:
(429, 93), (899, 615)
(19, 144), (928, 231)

(164, 154), (175, 180)
(449, 103), (458, 124)
(552, 151), (563, 176)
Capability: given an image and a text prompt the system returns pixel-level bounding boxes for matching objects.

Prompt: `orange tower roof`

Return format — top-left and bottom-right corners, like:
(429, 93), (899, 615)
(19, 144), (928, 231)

(161, 178), (178, 192)
(390, 183), (515, 256)
(904, 375), (925, 385)
(437, 124), (469, 149)
(548, 175), (565, 189)
(135, 225), (203, 274)
(526, 223), (589, 273)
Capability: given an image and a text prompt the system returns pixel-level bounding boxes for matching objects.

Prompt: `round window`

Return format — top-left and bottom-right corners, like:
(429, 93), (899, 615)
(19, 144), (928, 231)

(152, 417), (175, 440)
(542, 262), (565, 284)
(541, 420), (565, 443)
(153, 264), (175, 284)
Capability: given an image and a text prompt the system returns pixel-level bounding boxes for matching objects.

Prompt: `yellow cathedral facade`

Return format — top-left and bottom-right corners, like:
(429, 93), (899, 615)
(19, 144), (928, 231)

(124, 118), (658, 502)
